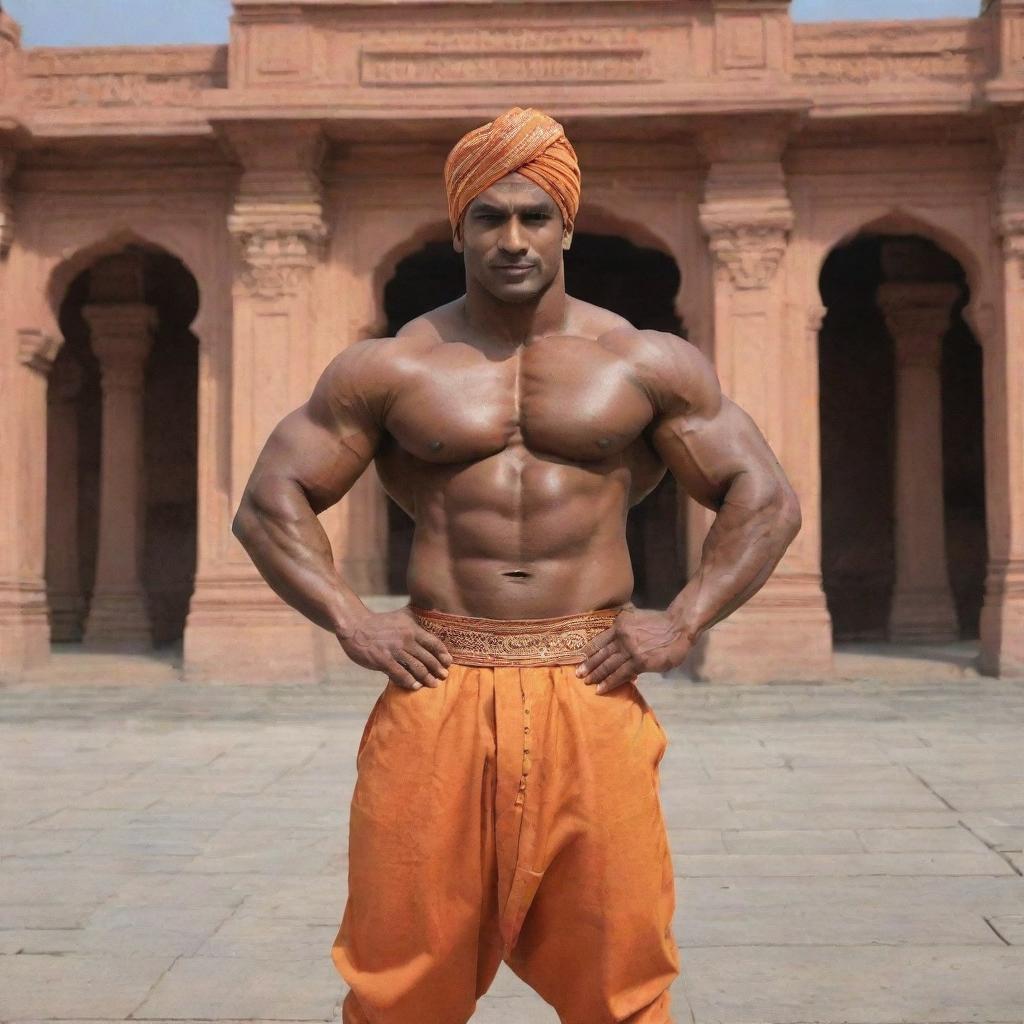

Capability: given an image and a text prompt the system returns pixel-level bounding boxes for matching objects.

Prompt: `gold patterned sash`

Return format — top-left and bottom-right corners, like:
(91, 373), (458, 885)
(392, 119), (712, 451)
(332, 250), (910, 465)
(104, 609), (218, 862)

(408, 605), (623, 667)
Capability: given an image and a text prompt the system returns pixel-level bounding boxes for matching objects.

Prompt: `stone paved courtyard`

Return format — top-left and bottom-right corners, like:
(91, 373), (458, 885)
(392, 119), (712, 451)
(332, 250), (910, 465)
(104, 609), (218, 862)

(2, 655), (1024, 1024)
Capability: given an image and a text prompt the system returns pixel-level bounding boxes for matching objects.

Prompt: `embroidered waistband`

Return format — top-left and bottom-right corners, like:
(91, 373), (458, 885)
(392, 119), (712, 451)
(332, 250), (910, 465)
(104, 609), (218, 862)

(408, 605), (623, 667)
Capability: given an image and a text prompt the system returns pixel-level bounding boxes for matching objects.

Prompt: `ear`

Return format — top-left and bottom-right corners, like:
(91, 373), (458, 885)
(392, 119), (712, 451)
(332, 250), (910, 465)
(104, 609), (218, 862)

(452, 219), (465, 254)
(562, 229), (573, 251)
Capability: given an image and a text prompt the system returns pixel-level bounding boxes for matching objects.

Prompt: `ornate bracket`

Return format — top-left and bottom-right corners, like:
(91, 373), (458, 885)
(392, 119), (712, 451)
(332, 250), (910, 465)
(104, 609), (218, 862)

(223, 123), (329, 301)
(17, 328), (60, 376)
(700, 204), (794, 290)
(229, 219), (327, 300)
(998, 212), (1024, 281)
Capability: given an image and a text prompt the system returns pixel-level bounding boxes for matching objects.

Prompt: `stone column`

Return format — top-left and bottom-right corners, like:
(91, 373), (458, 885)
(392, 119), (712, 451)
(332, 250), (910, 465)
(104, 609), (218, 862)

(981, 112), (1024, 676)
(877, 282), (960, 643)
(82, 303), (155, 650)
(691, 116), (833, 683)
(184, 123), (329, 682)
(45, 357), (85, 641)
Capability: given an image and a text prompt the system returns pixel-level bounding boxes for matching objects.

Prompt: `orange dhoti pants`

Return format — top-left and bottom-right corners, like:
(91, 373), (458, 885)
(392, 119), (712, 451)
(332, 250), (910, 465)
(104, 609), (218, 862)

(331, 606), (679, 1023)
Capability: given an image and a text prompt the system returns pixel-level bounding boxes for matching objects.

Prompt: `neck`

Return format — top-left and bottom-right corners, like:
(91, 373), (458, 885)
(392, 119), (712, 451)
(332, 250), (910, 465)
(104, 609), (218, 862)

(461, 262), (569, 347)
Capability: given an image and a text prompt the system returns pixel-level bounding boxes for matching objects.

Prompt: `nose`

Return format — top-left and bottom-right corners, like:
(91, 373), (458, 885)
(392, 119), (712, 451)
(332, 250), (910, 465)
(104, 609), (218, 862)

(498, 217), (528, 258)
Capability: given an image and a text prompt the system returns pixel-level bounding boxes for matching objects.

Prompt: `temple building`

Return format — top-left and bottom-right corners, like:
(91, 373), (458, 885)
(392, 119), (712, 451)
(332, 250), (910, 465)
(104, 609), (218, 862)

(0, 0), (1022, 683)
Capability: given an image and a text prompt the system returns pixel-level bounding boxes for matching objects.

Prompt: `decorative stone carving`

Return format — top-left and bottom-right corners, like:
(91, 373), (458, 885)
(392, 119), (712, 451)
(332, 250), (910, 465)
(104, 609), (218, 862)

(700, 207), (794, 290)
(230, 223), (327, 299)
(793, 22), (988, 84)
(24, 47), (226, 109)
(225, 124), (329, 300)
(807, 303), (828, 338)
(17, 328), (60, 375)
(998, 214), (1024, 279)
(878, 282), (961, 367)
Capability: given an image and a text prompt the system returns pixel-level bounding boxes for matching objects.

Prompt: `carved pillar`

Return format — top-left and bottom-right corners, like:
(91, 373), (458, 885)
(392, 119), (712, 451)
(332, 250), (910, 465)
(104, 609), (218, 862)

(877, 282), (960, 643)
(690, 117), (833, 683)
(981, 113), (1024, 676)
(184, 123), (329, 682)
(0, 330), (60, 676)
(81, 304), (155, 650)
(45, 357), (85, 641)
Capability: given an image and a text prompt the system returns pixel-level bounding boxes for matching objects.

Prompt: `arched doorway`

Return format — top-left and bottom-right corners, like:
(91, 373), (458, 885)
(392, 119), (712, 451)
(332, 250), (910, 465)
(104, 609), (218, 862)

(380, 232), (687, 609)
(818, 232), (986, 644)
(45, 244), (199, 651)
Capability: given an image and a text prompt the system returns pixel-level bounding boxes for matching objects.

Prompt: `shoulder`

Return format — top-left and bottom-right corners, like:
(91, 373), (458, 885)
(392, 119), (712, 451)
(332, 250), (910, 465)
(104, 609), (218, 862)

(311, 335), (402, 429)
(600, 326), (721, 420)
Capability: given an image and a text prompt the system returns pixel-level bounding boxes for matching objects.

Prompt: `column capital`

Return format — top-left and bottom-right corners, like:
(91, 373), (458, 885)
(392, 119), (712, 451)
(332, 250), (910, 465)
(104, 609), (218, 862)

(83, 302), (156, 389)
(699, 200), (794, 290)
(224, 122), (329, 300)
(877, 281), (960, 367)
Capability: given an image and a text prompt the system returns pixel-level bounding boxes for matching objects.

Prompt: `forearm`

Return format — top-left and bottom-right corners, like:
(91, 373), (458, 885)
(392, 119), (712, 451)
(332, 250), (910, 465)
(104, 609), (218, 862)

(232, 480), (369, 636)
(667, 471), (800, 641)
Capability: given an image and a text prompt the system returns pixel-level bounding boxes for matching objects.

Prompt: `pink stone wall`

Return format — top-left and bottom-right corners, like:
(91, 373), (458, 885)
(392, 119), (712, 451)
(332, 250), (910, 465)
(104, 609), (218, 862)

(1, 0), (1023, 681)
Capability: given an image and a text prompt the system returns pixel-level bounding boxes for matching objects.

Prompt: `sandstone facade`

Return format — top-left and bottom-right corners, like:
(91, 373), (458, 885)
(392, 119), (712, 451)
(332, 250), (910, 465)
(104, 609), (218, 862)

(1, 0), (1022, 683)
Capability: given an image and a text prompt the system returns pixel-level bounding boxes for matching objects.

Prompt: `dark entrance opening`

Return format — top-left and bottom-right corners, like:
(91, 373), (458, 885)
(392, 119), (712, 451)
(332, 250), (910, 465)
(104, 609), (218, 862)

(818, 233), (985, 641)
(46, 245), (199, 649)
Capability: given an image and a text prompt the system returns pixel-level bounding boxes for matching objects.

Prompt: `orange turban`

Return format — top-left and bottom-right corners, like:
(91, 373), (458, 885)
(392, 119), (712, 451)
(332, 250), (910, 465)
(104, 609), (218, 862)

(443, 107), (581, 243)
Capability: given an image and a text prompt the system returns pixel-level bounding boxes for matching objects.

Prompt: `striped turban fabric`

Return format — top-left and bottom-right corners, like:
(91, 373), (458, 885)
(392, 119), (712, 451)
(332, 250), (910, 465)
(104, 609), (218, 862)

(443, 107), (582, 242)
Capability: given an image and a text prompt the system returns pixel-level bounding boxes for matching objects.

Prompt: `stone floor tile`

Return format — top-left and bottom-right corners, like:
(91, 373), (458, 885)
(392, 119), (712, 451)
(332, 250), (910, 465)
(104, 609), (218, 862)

(0, 953), (175, 1018)
(679, 945), (1024, 1023)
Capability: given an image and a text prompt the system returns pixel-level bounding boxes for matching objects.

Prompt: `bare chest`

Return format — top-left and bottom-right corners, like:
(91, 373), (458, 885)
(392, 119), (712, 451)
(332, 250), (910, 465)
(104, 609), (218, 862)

(384, 335), (654, 464)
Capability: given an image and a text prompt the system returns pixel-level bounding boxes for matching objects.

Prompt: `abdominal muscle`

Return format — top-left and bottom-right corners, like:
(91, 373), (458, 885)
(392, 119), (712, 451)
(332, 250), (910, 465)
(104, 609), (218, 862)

(400, 448), (636, 619)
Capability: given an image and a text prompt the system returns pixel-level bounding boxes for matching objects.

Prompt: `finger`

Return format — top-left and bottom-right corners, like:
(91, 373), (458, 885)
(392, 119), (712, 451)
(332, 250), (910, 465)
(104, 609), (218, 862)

(399, 652), (442, 688)
(587, 650), (631, 685)
(596, 667), (639, 696)
(416, 630), (453, 667)
(409, 641), (448, 682)
(575, 628), (617, 676)
(576, 627), (616, 663)
(385, 657), (424, 691)
(578, 643), (619, 678)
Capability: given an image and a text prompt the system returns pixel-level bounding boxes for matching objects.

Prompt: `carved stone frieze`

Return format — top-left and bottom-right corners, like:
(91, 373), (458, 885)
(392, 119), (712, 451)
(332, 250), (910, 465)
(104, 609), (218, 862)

(793, 21), (989, 84)
(17, 328), (61, 376)
(24, 47), (226, 109)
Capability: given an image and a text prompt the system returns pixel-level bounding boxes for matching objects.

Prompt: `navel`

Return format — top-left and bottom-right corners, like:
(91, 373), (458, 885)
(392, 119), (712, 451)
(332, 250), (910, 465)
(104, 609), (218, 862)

(596, 437), (612, 449)
(427, 440), (444, 453)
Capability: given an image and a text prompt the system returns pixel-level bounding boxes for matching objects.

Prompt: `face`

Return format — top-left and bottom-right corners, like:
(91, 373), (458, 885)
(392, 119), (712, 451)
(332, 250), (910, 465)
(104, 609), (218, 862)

(453, 173), (568, 303)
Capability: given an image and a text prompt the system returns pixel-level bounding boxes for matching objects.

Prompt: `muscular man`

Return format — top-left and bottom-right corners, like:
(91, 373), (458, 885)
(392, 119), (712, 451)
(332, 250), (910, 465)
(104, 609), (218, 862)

(232, 107), (800, 1024)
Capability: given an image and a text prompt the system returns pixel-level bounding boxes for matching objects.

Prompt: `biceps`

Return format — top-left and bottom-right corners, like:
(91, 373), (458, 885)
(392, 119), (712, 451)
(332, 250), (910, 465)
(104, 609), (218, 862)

(248, 406), (377, 514)
(651, 398), (784, 511)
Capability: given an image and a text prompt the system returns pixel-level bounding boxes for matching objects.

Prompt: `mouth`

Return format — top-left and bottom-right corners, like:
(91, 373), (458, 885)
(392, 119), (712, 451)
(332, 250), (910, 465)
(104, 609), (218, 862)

(494, 264), (535, 275)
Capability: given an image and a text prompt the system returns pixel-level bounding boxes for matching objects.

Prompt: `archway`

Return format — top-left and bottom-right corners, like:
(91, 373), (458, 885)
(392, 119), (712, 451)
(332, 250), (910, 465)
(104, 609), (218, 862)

(818, 232), (986, 644)
(45, 243), (199, 651)
(380, 231), (687, 609)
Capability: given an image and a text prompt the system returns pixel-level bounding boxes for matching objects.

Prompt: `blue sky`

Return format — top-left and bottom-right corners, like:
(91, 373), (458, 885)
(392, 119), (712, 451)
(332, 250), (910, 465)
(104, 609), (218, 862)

(5, 0), (982, 47)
